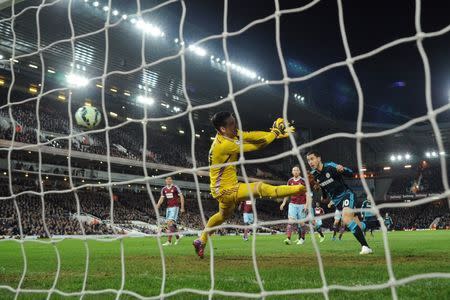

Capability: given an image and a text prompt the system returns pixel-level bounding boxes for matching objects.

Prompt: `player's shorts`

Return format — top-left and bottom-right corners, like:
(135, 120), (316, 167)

(288, 203), (307, 220)
(315, 219), (323, 228)
(165, 206), (179, 222)
(334, 209), (342, 220)
(364, 216), (379, 229)
(243, 213), (254, 224)
(215, 183), (259, 216)
(333, 190), (355, 211)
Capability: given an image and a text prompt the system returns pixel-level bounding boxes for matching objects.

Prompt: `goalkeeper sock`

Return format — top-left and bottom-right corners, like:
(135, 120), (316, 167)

(257, 183), (305, 198)
(200, 212), (226, 244)
(347, 220), (369, 247)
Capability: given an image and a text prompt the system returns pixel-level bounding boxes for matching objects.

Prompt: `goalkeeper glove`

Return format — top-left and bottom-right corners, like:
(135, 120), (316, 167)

(271, 118), (295, 138)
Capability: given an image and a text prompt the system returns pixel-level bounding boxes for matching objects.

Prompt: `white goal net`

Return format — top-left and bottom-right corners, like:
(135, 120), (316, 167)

(0, 0), (449, 299)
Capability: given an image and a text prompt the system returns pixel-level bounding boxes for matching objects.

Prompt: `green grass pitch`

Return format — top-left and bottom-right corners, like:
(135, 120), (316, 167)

(0, 231), (449, 299)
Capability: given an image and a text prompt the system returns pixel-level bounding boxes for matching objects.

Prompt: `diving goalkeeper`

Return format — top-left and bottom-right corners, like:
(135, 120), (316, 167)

(193, 111), (306, 258)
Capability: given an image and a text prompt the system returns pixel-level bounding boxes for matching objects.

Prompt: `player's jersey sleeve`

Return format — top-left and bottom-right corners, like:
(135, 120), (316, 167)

(175, 185), (182, 196)
(239, 130), (276, 144)
(326, 162), (353, 177)
(224, 131), (276, 154)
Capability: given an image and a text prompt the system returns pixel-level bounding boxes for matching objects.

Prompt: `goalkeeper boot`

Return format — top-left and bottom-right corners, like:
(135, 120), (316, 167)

(162, 241), (172, 246)
(193, 239), (205, 259)
(359, 246), (373, 255)
(284, 238), (292, 245)
(319, 236), (325, 243)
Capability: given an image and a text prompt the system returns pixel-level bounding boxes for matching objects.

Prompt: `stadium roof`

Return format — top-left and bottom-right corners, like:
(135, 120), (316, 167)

(0, 0), (449, 129)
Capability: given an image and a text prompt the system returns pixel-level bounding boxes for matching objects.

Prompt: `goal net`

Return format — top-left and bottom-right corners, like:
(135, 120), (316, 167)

(0, 0), (449, 299)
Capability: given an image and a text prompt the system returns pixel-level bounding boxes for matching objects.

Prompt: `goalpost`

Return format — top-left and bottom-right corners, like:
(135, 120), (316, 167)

(0, 0), (449, 299)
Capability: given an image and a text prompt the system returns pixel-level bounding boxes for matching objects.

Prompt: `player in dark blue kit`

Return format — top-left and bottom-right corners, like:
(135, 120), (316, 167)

(306, 150), (373, 255)
(361, 197), (379, 237)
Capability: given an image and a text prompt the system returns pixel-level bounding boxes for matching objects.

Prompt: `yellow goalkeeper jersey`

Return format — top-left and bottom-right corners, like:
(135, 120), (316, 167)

(209, 130), (277, 198)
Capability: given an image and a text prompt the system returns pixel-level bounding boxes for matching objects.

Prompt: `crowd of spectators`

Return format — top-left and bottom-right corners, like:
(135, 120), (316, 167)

(379, 200), (449, 230)
(0, 103), (282, 179)
(1, 103), (449, 238)
(1, 177), (448, 238)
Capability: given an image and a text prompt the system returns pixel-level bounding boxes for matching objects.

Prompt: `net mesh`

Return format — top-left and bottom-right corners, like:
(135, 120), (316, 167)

(0, 0), (449, 299)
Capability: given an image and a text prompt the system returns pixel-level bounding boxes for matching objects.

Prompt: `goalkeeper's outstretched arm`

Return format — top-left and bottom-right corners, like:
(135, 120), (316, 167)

(228, 130), (278, 154)
(229, 117), (295, 153)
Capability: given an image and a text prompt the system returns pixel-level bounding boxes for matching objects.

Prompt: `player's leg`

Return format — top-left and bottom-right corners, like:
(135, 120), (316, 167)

(243, 213), (253, 241)
(243, 214), (248, 240)
(195, 182), (305, 257)
(170, 207), (181, 245)
(362, 218), (367, 236)
(316, 220), (325, 242)
(235, 181), (305, 201)
(285, 203), (297, 244)
(163, 208), (177, 246)
(173, 223), (182, 245)
(163, 219), (173, 246)
(297, 204), (306, 244)
(338, 223), (346, 240)
(199, 201), (235, 244)
(341, 193), (372, 254)
(332, 210), (341, 240)
(194, 201), (235, 258)
(369, 217), (378, 237)
(332, 221), (339, 240)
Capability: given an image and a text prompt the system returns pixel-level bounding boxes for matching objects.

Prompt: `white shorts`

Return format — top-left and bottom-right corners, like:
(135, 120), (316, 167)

(243, 213), (254, 224)
(288, 203), (307, 220)
(334, 209), (342, 220)
(166, 207), (179, 222)
(315, 219), (323, 228)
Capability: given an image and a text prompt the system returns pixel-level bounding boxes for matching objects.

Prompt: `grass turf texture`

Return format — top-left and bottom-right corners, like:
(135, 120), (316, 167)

(0, 231), (449, 299)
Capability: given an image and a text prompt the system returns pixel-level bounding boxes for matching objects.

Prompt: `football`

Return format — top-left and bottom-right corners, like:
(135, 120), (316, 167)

(75, 105), (101, 129)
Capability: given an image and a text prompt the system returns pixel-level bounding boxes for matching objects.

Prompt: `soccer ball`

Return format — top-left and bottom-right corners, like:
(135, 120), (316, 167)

(75, 106), (101, 129)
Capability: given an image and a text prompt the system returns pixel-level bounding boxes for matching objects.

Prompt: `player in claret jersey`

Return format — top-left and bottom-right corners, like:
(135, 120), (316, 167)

(240, 199), (254, 241)
(280, 166), (309, 245)
(156, 177), (185, 246)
